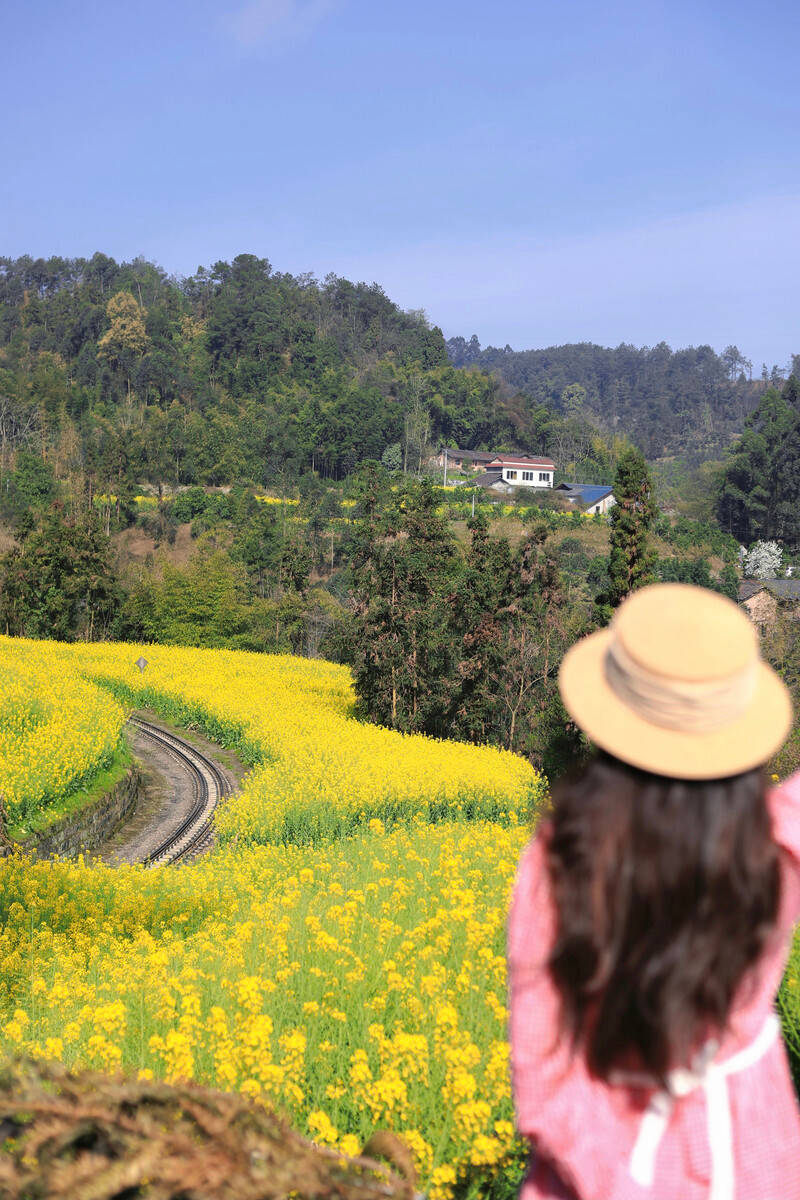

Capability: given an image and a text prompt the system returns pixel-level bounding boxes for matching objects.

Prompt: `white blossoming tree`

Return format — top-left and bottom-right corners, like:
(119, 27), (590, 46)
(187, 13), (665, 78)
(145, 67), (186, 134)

(743, 540), (783, 580)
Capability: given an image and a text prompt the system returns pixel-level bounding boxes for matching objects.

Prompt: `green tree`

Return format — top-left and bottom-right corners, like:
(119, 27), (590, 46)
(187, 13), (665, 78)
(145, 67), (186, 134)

(0, 506), (120, 640)
(717, 382), (797, 542)
(447, 517), (589, 772)
(772, 379), (800, 550)
(561, 382), (587, 416)
(447, 513), (514, 744)
(402, 379), (432, 476)
(123, 547), (258, 649)
(494, 527), (589, 771)
(3, 450), (56, 527)
(97, 291), (149, 406)
(231, 499), (281, 598)
(280, 532), (313, 594)
(381, 441), (402, 472)
(349, 477), (455, 734)
(718, 563), (739, 601)
(604, 446), (657, 608)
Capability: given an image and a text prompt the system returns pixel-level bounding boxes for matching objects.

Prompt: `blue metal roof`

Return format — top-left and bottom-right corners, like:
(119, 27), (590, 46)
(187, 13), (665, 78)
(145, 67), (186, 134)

(575, 484), (613, 502)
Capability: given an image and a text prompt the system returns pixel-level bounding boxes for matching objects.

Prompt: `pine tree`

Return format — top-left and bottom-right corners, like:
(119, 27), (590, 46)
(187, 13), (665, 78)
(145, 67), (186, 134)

(448, 513), (514, 743)
(773, 404), (800, 551)
(448, 516), (589, 773)
(716, 379), (798, 542)
(605, 447), (657, 608)
(349, 475), (456, 734)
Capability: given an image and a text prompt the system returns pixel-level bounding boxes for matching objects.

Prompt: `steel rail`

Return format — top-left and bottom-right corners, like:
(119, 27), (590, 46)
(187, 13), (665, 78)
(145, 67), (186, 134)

(128, 716), (230, 866)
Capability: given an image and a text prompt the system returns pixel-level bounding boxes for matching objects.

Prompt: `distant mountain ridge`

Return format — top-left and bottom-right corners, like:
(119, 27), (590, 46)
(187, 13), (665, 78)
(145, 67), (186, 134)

(446, 335), (777, 463)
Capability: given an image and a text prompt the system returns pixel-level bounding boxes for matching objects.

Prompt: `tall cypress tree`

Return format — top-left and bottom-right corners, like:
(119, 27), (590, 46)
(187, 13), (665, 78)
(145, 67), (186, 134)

(716, 385), (794, 542)
(773, 415), (800, 551)
(605, 447), (657, 608)
(349, 475), (456, 735)
(447, 513), (514, 744)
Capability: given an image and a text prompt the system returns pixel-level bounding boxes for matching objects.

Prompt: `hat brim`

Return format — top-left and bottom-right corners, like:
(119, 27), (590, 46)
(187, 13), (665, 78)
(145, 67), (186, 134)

(559, 628), (793, 780)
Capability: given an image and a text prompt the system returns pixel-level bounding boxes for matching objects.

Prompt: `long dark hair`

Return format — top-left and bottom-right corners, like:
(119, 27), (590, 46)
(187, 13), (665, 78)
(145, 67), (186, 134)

(546, 751), (780, 1081)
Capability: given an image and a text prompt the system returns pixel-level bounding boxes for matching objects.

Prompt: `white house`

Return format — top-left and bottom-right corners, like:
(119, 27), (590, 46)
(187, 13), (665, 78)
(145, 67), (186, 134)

(484, 455), (556, 489)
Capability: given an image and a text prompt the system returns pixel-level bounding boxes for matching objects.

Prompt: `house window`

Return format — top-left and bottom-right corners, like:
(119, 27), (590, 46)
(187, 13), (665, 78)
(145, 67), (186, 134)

(538, 472), (550, 482)
(522, 470), (534, 481)
(505, 469), (518, 480)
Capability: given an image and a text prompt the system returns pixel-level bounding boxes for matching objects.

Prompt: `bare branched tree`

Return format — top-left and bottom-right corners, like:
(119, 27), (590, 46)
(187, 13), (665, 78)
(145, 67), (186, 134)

(0, 394), (41, 476)
(402, 375), (432, 476)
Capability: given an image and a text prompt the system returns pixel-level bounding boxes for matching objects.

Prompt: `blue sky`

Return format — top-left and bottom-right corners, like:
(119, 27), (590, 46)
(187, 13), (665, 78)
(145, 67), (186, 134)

(3, 0), (800, 367)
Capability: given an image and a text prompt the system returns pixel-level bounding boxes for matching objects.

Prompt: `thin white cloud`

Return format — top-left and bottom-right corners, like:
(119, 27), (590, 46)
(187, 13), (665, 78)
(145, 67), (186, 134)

(228, 0), (337, 45)
(330, 193), (800, 366)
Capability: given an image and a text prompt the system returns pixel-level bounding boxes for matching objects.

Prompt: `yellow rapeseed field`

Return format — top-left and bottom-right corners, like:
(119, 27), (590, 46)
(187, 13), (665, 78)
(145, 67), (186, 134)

(1, 825), (528, 1195)
(0, 636), (547, 1196)
(0, 639), (126, 830)
(85, 641), (540, 845)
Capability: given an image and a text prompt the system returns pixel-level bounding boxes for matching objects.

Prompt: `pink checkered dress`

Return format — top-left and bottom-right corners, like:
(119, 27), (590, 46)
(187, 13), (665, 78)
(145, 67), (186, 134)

(507, 773), (800, 1200)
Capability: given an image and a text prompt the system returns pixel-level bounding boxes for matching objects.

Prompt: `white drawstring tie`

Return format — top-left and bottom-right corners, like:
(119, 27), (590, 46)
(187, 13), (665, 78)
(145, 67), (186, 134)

(612, 1013), (779, 1199)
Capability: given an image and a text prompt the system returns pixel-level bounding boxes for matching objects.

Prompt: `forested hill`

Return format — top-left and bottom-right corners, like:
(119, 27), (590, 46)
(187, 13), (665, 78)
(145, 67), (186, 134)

(446, 336), (777, 462)
(1, 252), (779, 496)
(0, 253), (514, 490)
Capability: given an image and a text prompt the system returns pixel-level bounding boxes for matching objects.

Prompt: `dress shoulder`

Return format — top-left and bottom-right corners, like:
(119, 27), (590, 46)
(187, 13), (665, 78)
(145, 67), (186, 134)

(769, 770), (800, 863)
(768, 771), (800, 930)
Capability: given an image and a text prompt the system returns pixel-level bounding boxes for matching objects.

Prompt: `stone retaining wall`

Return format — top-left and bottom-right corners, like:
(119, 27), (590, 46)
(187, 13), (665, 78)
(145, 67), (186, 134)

(3, 766), (143, 860)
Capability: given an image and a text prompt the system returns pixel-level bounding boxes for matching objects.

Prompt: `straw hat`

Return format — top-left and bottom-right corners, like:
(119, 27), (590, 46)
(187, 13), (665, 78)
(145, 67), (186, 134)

(559, 583), (792, 779)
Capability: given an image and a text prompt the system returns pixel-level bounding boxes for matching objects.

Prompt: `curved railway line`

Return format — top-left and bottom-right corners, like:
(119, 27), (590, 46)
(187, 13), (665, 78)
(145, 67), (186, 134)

(128, 716), (232, 866)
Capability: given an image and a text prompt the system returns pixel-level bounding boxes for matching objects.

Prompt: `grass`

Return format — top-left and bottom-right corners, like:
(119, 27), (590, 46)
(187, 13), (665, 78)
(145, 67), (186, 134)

(7, 736), (134, 843)
(449, 511), (731, 571)
(133, 707), (250, 786)
(91, 678), (267, 770)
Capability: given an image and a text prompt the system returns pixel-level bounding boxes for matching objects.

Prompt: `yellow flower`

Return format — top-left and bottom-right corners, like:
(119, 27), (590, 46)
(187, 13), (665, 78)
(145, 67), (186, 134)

(2, 1010), (30, 1045)
(429, 1163), (458, 1200)
(87, 1035), (122, 1070)
(307, 1110), (338, 1145)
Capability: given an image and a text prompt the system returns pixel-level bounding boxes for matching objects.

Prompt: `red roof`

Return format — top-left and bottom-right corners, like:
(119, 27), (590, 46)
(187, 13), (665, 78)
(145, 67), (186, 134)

(487, 456), (555, 469)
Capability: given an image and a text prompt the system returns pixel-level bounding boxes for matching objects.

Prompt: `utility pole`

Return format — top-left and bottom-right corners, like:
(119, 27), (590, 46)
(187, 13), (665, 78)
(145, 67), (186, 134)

(443, 446), (448, 487)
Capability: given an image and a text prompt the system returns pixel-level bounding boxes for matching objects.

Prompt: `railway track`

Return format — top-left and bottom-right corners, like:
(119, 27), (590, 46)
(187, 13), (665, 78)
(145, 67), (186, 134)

(128, 716), (231, 866)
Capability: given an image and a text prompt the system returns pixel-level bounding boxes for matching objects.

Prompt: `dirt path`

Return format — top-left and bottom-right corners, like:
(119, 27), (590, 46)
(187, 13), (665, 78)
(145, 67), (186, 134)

(95, 712), (247, 865)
